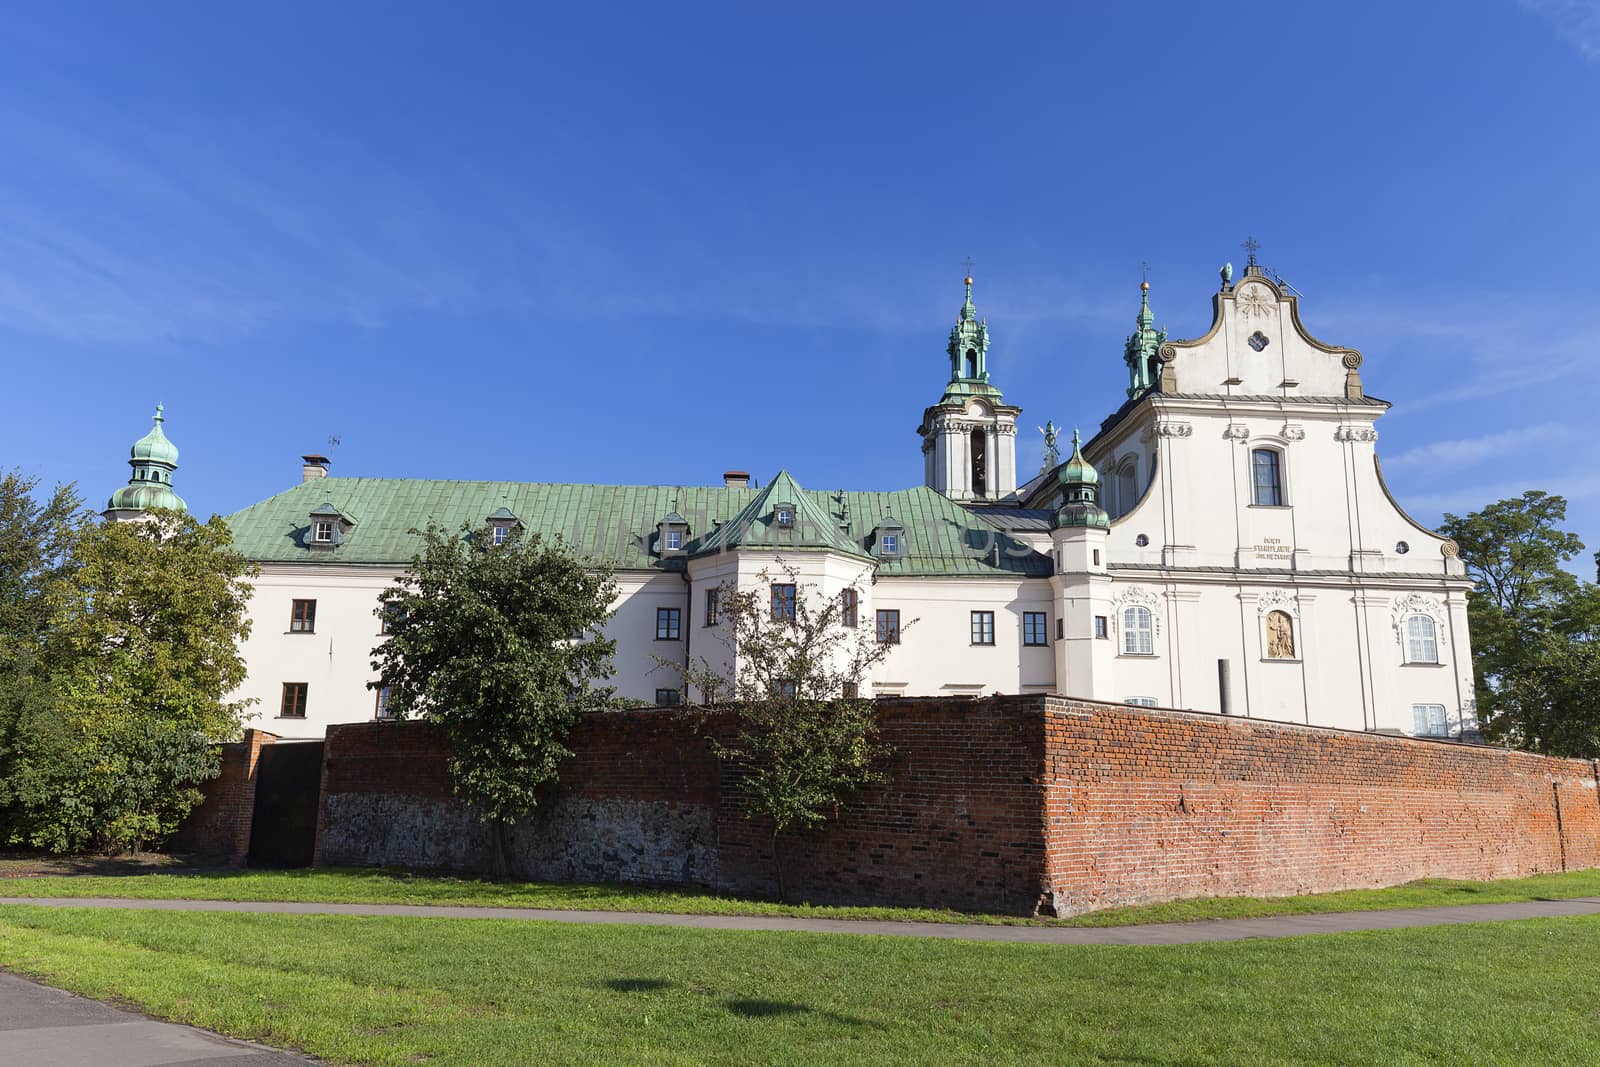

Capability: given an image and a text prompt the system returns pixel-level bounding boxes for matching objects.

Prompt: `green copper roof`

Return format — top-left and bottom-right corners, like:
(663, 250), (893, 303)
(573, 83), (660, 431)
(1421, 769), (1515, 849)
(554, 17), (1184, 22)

(941, 275), (1005, 404)
(224, 474), (1050, 578)
(107, 404), (187, 514)
(130, 404), (180, 466)
(691, 470), (869, 560)
(1052, 430), (1109, 530)
(1123, 282), (1167, 400)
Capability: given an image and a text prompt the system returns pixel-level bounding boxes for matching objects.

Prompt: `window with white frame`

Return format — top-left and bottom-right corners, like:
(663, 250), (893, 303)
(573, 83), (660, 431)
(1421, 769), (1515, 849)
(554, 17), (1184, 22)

(664, 529), (682, 550)
(1251, 448), (1284, 506)
(1121, 606), (1154, 655)
(1126, 696), (1159, 707)
(1405, 614), (1439, 664)
(1411, 704), (1447, 737)
(492, 525), (511, 546)
(313, 520), (334, 543)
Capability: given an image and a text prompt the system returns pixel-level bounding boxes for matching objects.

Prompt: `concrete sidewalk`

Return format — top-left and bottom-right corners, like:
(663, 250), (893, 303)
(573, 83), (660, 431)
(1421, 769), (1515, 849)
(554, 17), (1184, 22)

(0, 971), (315, 1065)
(4, 894), (1600, 945)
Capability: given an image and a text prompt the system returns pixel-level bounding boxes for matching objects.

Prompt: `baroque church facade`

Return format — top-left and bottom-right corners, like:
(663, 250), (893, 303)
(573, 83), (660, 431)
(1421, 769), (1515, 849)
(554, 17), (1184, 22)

(106, 259), (1477, 742)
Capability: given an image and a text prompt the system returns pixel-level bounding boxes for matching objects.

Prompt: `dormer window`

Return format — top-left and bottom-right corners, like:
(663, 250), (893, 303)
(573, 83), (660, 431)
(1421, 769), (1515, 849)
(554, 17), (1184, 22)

(485, 507), (523, 548)
(774, 504), (795, 529)
(307, 503), (352, 550)
(874, 517), (905, 559)
(656, 508), (689, 557)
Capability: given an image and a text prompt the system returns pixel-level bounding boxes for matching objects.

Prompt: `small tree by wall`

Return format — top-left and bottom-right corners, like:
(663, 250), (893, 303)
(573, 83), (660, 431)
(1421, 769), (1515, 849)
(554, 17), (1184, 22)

(659, 560), (908, 900)
(371, 522), (617, 872)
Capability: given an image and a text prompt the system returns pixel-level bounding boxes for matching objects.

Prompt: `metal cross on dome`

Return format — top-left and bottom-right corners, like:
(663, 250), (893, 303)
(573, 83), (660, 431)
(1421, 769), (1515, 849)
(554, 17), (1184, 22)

(1242, 236), (1261, 267)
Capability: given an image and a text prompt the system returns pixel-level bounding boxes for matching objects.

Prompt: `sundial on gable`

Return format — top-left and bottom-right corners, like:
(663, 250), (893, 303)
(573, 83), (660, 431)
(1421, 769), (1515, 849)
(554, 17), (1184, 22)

(1237, 282), (1273, 318)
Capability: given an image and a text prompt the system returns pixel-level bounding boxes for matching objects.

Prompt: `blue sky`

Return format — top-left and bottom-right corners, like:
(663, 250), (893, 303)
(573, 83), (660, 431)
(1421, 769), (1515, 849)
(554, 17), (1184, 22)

(3, 2), (1598, 562)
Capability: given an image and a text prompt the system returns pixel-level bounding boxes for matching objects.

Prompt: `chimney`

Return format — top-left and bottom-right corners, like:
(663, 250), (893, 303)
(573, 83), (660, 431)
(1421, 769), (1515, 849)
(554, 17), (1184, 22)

(723, 470), (751, 489)
(302, 455), (331, 482)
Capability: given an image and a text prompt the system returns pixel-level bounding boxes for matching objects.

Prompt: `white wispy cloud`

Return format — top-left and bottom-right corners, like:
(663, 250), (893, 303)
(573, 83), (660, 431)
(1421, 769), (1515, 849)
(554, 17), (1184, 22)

(1520, 0), (1600, 61)
(1404, 473), (1600, 518)
(1384, 424), (1581, 471)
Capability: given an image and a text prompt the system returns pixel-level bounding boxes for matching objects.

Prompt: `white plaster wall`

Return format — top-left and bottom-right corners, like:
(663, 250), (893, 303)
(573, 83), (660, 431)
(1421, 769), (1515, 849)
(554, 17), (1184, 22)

(869, 576), (1056, 696)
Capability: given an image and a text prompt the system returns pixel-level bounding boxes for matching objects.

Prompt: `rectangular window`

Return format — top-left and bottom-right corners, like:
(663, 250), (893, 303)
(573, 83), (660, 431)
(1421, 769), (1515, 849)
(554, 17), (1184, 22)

(374, 685), (393, 719)
(775, 507), (794, 528)
(1126, 696), (1159, 708)
(1412, 704), (1448, 737)
(876, 609), (901, 645)
(704, 589), (719, 626)
(1023, 612), (1048, 646)
(771, 583), (797, 622)
(290, 599), (316, 633)
(773, 679), (798, 701)
(841, 682), (860, 700)
(1093, 549), (1101, 566)
(656, 607), (681, 640)
(492, 525), (511, 545)
(378, 600), (401, 634)
(313, 520), (334, 543)
(1094, 615), (1108, 639)
(1251, 448), (1283, 506)
(1057, 618), (1065, 640)
(840, 587), (858, 628)
(280, 682), (308, 718)
(971, 610), (996, 646)
(655, 688), (682, 707)
(880, 532), (899, 556)
(664, 529), (682, 550)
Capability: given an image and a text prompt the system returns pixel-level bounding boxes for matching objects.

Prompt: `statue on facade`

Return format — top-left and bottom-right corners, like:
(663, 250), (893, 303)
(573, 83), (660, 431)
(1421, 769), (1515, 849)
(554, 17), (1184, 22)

(1266, 610), (1296, 659)
(1039, 420), (1061, 472)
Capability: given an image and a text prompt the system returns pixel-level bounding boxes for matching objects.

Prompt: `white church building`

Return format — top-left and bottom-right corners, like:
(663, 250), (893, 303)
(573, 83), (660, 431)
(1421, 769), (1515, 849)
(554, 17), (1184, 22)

(107, 257), (1477, 742)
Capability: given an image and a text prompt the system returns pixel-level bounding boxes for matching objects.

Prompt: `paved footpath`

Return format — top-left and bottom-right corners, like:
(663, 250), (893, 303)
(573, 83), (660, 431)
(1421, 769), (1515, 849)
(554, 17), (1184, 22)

(0, 970), (315, 1066)
(5, 894), (1600, 945)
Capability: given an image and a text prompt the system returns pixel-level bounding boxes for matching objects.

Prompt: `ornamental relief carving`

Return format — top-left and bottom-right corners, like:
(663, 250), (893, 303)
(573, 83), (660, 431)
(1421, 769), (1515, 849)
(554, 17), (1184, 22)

(1157, 342), (1178, 363)
(1236, 283), (1274, 318)
(1341, 351), (1363, 369)
(1390, 592), (1443, 642)
(994, 423), (1017, 436)
(1223, 423), (1251, 441)
(1281, 424), (1306, 442)
(1155, 420), (1193, 438)
(1441, 539), (1460, 559)
(1256, 587), (1301, 618)
(1335, 425), (1378, 443)
(1112, 586), (1163, 637)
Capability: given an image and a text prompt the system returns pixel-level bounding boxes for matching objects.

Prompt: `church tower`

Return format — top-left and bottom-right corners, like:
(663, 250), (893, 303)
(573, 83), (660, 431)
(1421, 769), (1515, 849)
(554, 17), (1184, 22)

(1123, 279), (1166, 399)
(917, 274), (1021, 501)
(104, 404), (188, 522)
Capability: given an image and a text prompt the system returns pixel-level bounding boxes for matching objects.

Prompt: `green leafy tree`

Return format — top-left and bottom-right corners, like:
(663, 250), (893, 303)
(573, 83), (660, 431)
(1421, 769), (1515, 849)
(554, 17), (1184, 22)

(1441, 490), (1600, 751)
(371, 523), (618, 871)
(0, 472), (89, 848)
(1493, 632), (1600, 757)
(660, 562), (904, 901)
(3, 510), (257, 852)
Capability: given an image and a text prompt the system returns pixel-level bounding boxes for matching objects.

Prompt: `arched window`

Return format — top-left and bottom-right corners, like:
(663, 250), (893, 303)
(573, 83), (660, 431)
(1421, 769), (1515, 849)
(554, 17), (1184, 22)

(1122, 606), (1154, 655)
(1265, 610), (1295, 659)
(965, 348), (978, 378)
(1405, 615), (1439, 664)
(970, 428), (988, 498)
(1116, 462), (1137, 517)
(1251, 448), (1283, 506)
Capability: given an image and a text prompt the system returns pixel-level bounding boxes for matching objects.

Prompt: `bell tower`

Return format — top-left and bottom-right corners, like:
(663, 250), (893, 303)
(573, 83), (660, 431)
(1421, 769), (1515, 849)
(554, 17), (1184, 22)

(917, 273), (1021, 501)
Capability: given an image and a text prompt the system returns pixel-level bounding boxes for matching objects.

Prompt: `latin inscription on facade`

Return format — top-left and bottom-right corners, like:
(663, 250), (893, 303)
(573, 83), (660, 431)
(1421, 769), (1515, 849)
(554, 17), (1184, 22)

(1254, 536), (1293, 562)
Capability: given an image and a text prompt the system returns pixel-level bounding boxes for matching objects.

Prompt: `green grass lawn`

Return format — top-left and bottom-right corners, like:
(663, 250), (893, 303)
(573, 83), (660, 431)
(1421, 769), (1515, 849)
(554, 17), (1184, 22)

(1, 905), (1597, 1065)
(2, 864), (1599, 928)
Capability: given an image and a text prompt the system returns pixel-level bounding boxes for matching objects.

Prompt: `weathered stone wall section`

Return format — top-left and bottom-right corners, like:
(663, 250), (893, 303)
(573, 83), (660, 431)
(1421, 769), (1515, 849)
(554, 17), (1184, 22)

(309, 698), (1600, 916)
(1039, 699), (1600, 913)
(169, 729), (277, 865)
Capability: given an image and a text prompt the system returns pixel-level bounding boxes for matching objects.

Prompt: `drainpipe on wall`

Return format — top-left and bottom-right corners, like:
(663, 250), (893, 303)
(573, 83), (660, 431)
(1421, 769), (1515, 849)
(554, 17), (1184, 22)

(679, 568), (693, 704)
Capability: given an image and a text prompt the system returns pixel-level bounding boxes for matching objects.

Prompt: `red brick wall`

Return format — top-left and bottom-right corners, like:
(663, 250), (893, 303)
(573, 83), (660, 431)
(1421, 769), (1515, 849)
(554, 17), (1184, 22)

(310, 698), (1600, 916)
(169, 729), (277, 866)
(1040, 699), (1600, 913)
